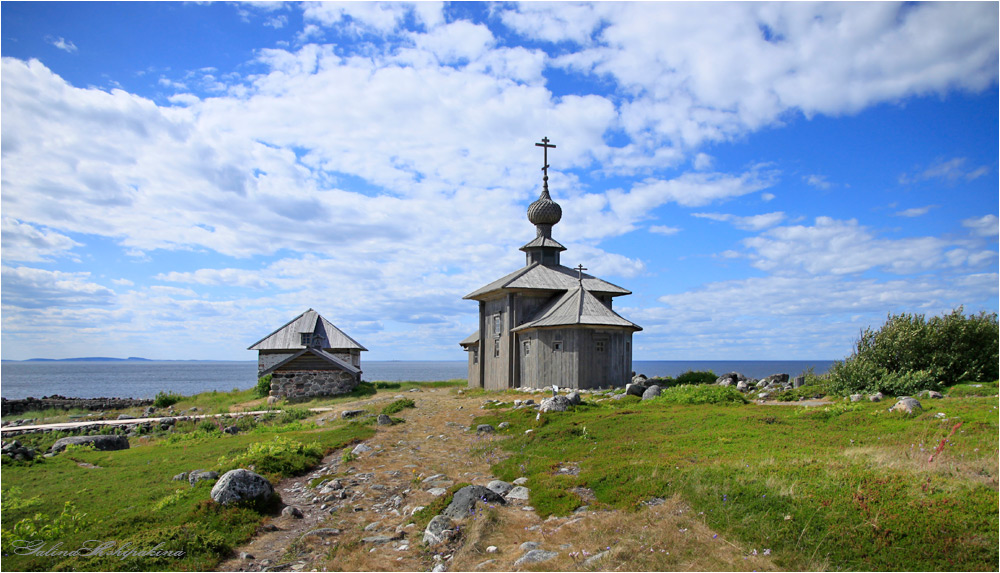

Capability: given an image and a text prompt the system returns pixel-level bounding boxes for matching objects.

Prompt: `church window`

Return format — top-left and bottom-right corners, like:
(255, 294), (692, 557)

(595, 340), (606, 352)
(553, 341), (562, 351)
(300, 333), (315, 347)
(523, 340), (530, 356)
(472, 348), (479, 364)
(493, 313), (502, 336)
(494, 339), (500, 357)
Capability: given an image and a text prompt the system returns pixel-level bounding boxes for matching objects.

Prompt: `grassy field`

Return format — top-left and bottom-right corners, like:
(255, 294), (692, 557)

(473, 387), (999, 571)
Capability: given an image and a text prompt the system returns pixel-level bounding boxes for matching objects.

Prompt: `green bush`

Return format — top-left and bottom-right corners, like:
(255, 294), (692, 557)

(197, 420), (219, 433)
(154, 391), (183, 408)
(218, 436), (323, 477)
(829, 308), (998, 395)
(674, 370), (717, 385)
(655, 384), (748, 405)
(253, 375), (272, 399)
(381, 398), (416, 415)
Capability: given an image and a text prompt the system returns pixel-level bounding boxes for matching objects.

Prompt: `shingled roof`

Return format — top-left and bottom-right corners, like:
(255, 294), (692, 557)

(248, 309), (367, 351)
(464, 262), (631, 300)
(259, 347), (362, 377)
(512, 285), (642, 332)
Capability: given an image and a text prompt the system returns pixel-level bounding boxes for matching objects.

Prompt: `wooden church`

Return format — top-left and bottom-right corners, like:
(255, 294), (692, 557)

(460, 138), (641, 390)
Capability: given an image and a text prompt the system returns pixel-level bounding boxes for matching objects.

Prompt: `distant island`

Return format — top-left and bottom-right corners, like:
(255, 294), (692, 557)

(16, 357), (153, 362)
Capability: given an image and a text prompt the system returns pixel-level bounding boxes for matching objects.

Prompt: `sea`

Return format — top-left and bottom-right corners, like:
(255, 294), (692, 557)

(0, 359), (835, 400)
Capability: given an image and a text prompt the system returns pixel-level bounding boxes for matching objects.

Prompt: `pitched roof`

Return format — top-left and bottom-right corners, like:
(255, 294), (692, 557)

(512, 285), (642, 332)
(459, 331), (479, 347)
(464, 262), (631, 300)
(259, 347), (361, 377)
(248, 309), (367, 351)
(520, 235), (566, 251)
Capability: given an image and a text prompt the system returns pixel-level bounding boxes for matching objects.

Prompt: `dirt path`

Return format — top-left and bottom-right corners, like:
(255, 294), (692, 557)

(216, 389), (779, 572)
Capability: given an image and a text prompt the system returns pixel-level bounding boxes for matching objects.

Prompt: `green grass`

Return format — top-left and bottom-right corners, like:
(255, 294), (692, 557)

(476, 393), (999, 571)
(1, 418), (374, 571)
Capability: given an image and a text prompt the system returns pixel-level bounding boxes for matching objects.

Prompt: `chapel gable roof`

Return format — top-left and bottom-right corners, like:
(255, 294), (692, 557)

(512, 285), (642, 332)
(248, 309), (367, 351)
(464, 262), (630, 300)
(459, 331), (480, 347)
(259, 347), (362, 377)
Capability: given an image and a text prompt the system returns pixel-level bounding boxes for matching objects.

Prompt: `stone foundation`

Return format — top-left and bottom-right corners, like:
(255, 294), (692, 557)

(269, 370), (359, 401)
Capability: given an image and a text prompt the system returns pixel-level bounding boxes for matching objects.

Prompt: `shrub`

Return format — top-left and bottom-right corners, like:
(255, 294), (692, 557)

(656, 385), (748, 405)
(828, 308), (998, 395)
(198, 420), (220, 433)
(253, 375), (273, 399)
(154, 391), (183, 408)
(674, 370), (717, 385)
(218, 436), (323, 477)
(381, 398), (416, 415)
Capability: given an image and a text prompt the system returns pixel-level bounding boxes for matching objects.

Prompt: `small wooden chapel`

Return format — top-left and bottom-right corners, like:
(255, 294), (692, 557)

(460, 138), (641, 390)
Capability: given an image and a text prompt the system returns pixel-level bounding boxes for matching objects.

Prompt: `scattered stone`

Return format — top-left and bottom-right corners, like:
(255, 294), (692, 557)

(223, 425), (240, 435)
(890, 397), (923, 415)
(474, 559), (496, 570)
(117, 414), (135, 420)
(301, 528), (340, 539)
(341, 409), (366, 419)
(428, 487), (448, 496)
(352, 443), (373, 456)
(513, 477), (529, 485)
(486, 545), (498, 554)
(210, 469), (274, 505)
(442, 485), (506, 519)
(497, 422), (510, 430)
(505, 486), (530, 501)
(584, 550), (610, 567)
(423, 514), (456, 546)
(566, 391), (582, 406)
(476, 424), (495, 434)
(485, 480), (513, 496)
(519, 541), (540, 552)
(539, 395), (571, 413)
(422, 473), (446, 483)
(850, 394), (863, 402)
(514, 549), (559, 566)
(172, 472), (188, 481)
(239, 552), (254, 560)
(869, 392), (884, 402)
(924, 390), (944, 399)
(625, 383), (646, 397)
(377, 414), (393, 426)
(362, 534), (399, 544)
(189, 469), (219, 487)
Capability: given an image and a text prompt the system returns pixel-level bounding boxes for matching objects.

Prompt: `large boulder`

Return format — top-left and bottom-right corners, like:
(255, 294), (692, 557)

(485, 480), (513, 496)
(423, 514), (456, 546)
(566, 391), (582, 406)
(625, 383), (646, 397)
(50, 434), (129, 453)
(539, 395), (571, 413)
(889, 397), (923, 415)
(442, 485), (506, 519)
(641, 385), (661, 401)
(188, 469), (219, 487)
(210, 469), (274, 505)
(760, 374), (790, 386)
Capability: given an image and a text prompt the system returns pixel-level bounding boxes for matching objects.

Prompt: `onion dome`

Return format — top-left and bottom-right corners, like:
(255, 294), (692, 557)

(527, 188), (562, 226)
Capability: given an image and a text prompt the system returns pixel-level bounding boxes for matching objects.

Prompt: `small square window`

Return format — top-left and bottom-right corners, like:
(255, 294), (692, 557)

(523, 341), (530, 356)
(595, 340), (606, 352)
(553, 341), (562, 351)
(300, 333), (314, 346)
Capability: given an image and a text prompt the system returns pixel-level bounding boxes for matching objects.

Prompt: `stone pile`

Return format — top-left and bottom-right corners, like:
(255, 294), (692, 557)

(1, 396), (154, 417)
(2, 440), (38, 461)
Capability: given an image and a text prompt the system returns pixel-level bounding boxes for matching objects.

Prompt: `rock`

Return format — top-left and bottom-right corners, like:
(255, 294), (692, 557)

(266, 396), (279, 405)
(210, 469), (274, 505)
(736, 380), (749, 392)
(282, 506), (304, 518)
(474, 560), (496, 570)
(761, 373), (790, 386)
(301, 528), (340, 539)
(351, 443), (373, 456)
(505, 486), (530, 500)
(923, 390), (944, 399)
(341, 409), (366, 419)
(625, 383), (646, 397)
(539, 395), (571, 413)
(485, 480), (513, 496)
(172, 472), (189, 481)
(566, 391), (582, 406)
(641, 385), (661, 401)
(239, 552), (254, 560)
(514, 549), (559, 566)
(486, 545), (498, 554)
(117, 414), (135, 420)
(584, 550), (610, 567)
(850, 394), (863, 402)
(632, 374), (648, 384)
(442, 485), (506, 519)
(189, 469), (219, 487)
(50, 434), (129, 453)
(890, 397), (923, 415)
(519, 541), (540, 552)
(377, 414), (393, 426)
(362, 534), (399, 544)
(223, 425), (240, 435)
(513, 477), (529, 485)
(423, 514), (455, 546)
(428, 487), (448, 496)
(497, 422), (510, 430)
(869, 392), (884, 402)
(432, 564), (447, 573)
(476, 424), (495, 434)
(793, 376), (806, 388)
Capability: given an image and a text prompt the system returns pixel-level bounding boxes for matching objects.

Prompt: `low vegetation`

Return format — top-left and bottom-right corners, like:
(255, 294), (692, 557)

(474, 390), (998, 571)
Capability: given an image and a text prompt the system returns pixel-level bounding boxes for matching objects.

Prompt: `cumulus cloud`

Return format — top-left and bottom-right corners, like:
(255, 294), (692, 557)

(692, 211), (786, 231)
(1, 266), (115, 309)
(962, 214), (999, 237)
(1, 218), (82, 262)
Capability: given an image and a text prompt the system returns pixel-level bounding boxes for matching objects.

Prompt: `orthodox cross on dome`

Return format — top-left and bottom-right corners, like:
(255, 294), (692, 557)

(575, 264), (587, 283)
(535, 136), (556, 192)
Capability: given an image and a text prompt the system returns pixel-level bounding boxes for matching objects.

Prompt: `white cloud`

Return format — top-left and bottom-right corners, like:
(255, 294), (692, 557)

(899, 157), (993, 184)
(804, 174), (832, 190)
(1, 266), (115, 309)
(46, 36), (78, 53)
(692, 211), (786, 231)
(740, 217), (995, 276)
(895, 205), (937, 218)
(1, 218), (82, 262)
(692, 153), (714, 171)
(962, 214), (999, 237)
(649, 225), (681, 236)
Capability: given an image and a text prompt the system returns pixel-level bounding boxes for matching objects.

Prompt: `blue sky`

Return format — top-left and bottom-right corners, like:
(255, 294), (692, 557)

(2, 1), (997, 362)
